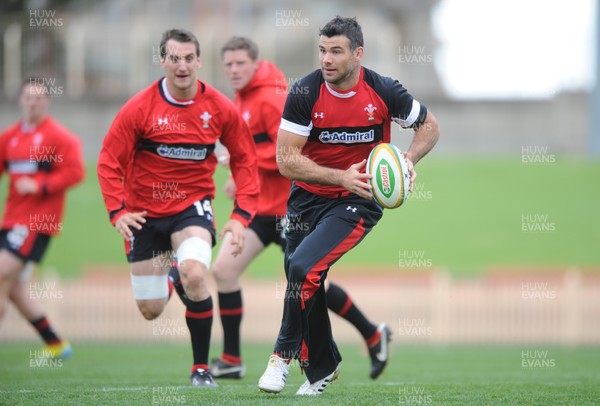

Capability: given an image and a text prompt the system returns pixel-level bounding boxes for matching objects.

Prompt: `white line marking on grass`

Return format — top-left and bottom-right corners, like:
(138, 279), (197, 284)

(0, 386), (189, 395)
(0, 390), (35, 394)
(328, 382), (402, 386)
(98, 385), (197, 393)
(100, 386), (153, 392)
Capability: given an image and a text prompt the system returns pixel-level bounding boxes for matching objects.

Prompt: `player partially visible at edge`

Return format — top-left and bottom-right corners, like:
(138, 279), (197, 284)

(204, 35), (392, 381)
(0, 78), (84, 359)
(258, 16), (439, 396)
(97, 29), (259, 388)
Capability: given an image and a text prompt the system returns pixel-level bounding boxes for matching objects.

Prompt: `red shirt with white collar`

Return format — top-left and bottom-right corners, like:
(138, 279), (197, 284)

(0, 116), (84, 235)
(280, 67), (427, 198)
(97, 78), (259, 226)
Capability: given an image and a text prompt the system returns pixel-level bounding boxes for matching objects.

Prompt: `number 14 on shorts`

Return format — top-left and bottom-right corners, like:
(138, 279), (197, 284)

(194, 200), (213, 221)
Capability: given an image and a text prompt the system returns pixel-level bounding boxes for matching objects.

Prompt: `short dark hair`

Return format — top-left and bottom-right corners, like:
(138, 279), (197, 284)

(319, 16), (364, 51)
(159, 29), (201, 60)
(221, 36), (259, 60)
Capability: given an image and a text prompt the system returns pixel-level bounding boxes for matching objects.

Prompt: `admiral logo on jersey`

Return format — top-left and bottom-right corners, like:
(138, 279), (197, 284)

(319, 129), (374, 144)
(7, 160), (38, 174)
(156, 144), (208, 161)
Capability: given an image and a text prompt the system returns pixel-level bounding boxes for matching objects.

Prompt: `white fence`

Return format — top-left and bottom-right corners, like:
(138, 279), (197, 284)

(1, 267), (599, 345)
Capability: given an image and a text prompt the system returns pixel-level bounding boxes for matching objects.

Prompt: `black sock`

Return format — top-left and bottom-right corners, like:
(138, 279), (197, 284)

(218, 290), (243, 363)
(185, 296), (213, 373)
(326, 282), (377, 340)
(30, 316), (62, 345)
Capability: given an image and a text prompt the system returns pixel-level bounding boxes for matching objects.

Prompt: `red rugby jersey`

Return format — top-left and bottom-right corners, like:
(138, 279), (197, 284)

(0, 116), (84, 235)
(280, 67), (427, 198)
(234, 60), (291, 216)
(97, 78), (259, 226)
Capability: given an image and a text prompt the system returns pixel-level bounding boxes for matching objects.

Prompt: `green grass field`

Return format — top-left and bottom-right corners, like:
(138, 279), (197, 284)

(1, 158), (599, 404)
(1, 156), (597, 279)
(0, 343), (598, 405)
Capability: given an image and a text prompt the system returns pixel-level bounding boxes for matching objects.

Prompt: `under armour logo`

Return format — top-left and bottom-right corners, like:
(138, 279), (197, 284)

(158, 117), (168, 125)
(314, 112), (324, 119)
(346, 206), (357, 212)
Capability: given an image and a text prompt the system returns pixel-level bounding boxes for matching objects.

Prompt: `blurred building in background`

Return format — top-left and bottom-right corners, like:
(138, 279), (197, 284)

(0, 0), (593, 157)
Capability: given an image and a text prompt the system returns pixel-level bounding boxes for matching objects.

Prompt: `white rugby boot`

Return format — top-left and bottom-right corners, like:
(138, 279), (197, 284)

(258, 354), (290, 393)
(296, 364), (340, 396)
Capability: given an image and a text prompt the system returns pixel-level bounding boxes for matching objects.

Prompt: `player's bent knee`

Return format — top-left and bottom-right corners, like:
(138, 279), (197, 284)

(177, 237), (212, 270)
(181, 268), (208, 290)
(0, 265), (19, 281)
(0, 250), (24, 276)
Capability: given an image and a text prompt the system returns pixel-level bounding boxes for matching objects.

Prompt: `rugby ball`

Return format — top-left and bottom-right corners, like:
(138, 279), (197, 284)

(366, 143), (410, 209)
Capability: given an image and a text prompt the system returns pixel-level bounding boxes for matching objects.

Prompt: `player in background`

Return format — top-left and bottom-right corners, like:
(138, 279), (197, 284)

(258, 16), (439, 395)
(97, 29), (259, 388)
(196, 36), (391, 380)
(0, 78), (85, 359)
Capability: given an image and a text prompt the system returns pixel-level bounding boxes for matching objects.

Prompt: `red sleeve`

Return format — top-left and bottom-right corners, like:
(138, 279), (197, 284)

(0, 130), (8, 179)
(39, 131), (84, 195)
(219, 104), (259, 227)
(255, 101), (282, 173)
(97, 102), (140, 225)
(0, 125), (18, 179)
